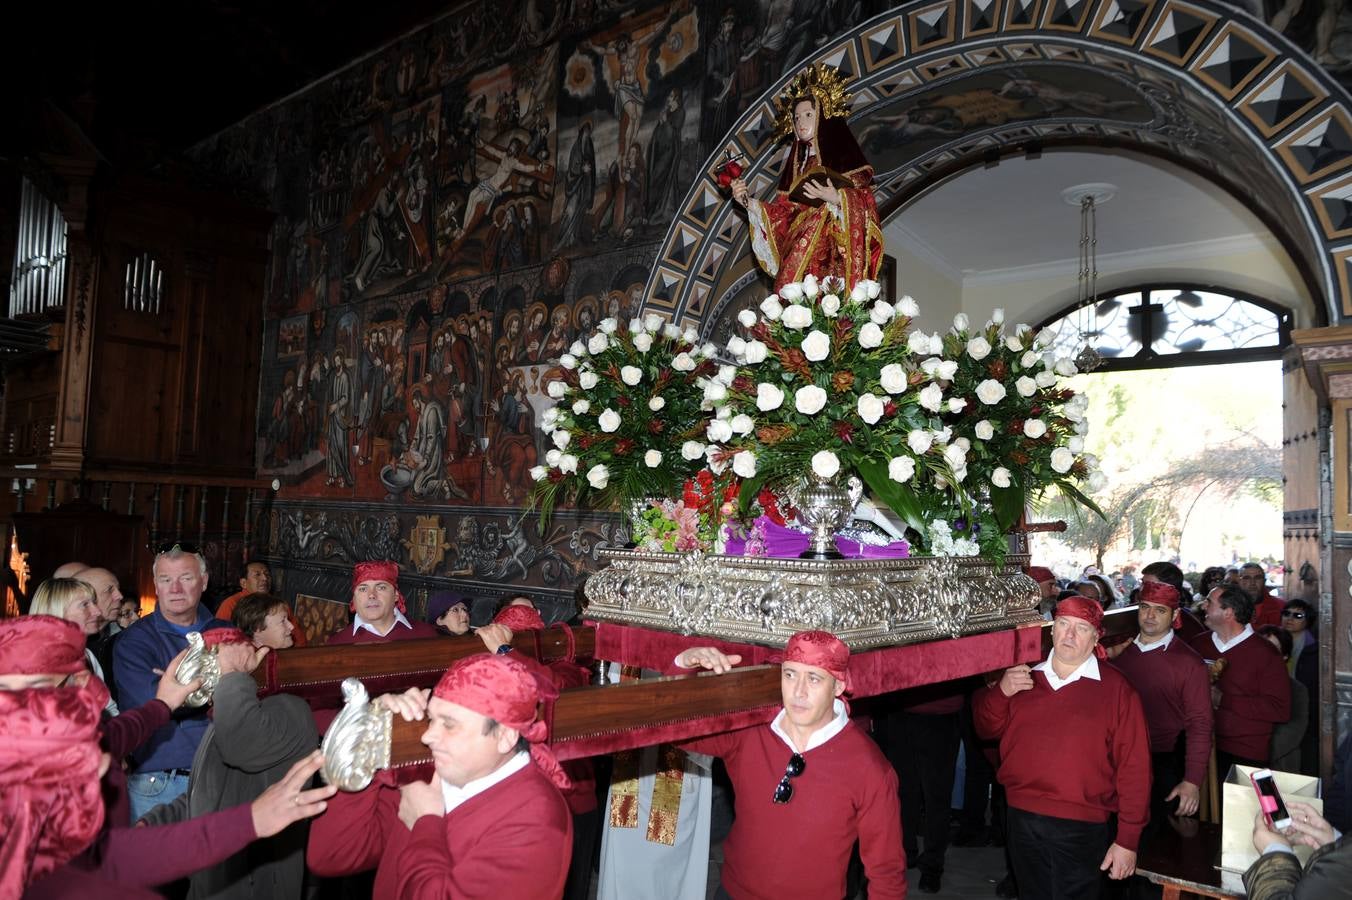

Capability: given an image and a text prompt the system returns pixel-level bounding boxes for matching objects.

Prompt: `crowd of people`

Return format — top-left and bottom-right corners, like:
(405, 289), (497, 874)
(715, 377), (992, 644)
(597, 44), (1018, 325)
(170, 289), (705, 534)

(1, 544), (1348, 899)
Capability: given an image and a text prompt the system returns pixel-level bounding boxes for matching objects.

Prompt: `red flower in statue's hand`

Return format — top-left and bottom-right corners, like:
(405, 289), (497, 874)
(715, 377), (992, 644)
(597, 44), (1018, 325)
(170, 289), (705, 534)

(716, 157), (744, 189)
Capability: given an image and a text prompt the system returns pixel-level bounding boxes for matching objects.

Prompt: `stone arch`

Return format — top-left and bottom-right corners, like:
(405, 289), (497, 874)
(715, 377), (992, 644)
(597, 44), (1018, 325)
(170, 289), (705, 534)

(643, 0), (1352, 330)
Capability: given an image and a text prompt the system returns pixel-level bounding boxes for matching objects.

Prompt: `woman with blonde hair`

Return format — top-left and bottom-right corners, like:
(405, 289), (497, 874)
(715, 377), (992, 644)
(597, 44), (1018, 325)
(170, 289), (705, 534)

(29, 576), (118, 713)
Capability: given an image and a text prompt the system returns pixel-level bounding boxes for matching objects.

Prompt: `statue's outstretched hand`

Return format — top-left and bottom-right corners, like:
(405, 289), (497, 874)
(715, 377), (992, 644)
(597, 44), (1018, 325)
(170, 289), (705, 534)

(730, 179), (749, 208)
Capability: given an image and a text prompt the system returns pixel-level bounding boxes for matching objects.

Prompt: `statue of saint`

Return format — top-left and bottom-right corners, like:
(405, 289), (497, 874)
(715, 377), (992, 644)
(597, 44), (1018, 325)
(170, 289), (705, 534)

(730, 64), (883, 295)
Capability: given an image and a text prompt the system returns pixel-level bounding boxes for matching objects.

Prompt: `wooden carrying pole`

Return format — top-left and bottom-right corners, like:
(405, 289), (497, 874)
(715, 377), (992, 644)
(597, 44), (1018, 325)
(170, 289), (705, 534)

(272, 608), (1143, 775)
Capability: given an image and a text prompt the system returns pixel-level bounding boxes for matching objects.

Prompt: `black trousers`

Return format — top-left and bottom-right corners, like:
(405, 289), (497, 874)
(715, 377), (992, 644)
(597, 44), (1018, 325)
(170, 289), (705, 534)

(1007, 806), (1113, 900)
(888, 710), (960, 875)
(959, 702), (999, 838)
(1149, 734), (1187, 823)
(562, 807), (600, 900)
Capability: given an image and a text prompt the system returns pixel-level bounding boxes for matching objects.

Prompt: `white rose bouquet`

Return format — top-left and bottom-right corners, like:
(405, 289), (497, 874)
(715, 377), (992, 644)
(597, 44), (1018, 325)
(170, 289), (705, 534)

(933, 311), (1105, 538)
(704, 278), (959, 532)
(530, 315), (714, 524)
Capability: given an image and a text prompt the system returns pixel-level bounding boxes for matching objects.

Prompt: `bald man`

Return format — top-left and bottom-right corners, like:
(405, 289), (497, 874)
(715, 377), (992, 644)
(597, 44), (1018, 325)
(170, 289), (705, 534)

(53, 560), (89, 579)
(74, 566), (128, 695)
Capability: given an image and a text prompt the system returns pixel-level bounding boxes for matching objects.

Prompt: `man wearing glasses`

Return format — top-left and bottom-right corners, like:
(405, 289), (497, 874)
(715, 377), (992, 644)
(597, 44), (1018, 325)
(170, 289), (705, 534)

(113, 542), (230, 821)
(674, 630), (907, 900)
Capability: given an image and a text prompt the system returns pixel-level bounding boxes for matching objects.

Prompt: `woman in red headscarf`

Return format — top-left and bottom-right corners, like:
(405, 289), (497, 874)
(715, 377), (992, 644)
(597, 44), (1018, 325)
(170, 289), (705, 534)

(326, 560), (439, 644)
(730, 64), (884, 295)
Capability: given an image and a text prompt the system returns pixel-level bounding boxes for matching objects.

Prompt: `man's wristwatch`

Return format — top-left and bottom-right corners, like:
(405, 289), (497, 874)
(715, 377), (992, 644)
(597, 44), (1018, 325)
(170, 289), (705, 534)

(496, 644), (513, 655)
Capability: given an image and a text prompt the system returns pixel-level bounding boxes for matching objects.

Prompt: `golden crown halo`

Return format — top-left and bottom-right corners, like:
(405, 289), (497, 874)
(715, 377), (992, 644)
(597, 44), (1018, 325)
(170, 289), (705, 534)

(774, 63), (853, 139)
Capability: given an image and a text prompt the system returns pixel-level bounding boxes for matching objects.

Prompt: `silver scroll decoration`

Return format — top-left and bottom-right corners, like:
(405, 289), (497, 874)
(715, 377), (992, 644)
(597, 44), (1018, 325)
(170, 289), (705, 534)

(175, 632), (223, 707)
(321, 677), (393, 792)
(584, 548), (1042, 649)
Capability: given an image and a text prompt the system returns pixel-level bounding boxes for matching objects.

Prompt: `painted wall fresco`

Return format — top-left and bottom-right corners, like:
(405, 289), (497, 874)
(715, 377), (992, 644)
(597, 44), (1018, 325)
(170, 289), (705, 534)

(189, 0), (896, 603)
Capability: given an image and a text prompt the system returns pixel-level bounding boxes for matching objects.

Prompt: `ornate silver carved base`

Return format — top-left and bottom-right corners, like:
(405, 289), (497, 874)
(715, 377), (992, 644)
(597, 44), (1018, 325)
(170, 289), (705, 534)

(321, 677), (393, 791)
(583, 548), (1042, 649)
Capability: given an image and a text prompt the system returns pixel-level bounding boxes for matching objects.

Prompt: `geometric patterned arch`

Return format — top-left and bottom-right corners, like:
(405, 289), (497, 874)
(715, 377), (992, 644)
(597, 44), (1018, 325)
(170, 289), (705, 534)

(642, 0), (1352, 329)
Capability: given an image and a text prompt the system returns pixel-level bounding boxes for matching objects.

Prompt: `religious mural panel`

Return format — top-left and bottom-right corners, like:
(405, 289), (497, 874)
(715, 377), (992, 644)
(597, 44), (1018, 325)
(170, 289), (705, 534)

(552, 3), (705, 254)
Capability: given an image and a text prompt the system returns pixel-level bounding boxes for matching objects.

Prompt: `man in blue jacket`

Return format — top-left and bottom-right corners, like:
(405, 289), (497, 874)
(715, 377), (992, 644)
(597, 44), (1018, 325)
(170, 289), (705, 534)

(113, 542), (230, 821)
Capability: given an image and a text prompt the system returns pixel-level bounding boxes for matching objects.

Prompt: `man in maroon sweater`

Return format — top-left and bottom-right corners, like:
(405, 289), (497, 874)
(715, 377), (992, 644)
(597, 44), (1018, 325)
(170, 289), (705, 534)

(975, 596), (1151, 899)
(1239, 562), (1285, 629)
(1109, 580), (1212, 821)
(307, 650), (573, 898)
(675, 630), (908, 900)
(1188, 583), (1291, 773)
(325, 559), (439, 644)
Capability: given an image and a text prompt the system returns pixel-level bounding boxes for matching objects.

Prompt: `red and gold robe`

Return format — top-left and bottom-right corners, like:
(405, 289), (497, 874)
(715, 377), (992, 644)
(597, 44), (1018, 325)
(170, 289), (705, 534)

(746, 116), (884, 294)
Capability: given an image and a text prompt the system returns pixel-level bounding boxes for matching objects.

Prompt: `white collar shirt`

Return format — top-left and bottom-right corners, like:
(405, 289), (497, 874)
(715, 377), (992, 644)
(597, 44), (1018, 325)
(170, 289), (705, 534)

(1033, 651), (1101, 691)
(770, 698), (848, 753)
(1211, 624), (1254, 654)
(1134, 630), (1175, 653)
(352, 608), (413, 638)
(439, 750), (530, 814)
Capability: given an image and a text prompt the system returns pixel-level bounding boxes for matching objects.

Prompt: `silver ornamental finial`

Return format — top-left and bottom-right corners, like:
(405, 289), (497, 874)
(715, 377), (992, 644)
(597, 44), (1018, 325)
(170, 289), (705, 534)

(321, 677), (393, 792)
(176, 632), (222, 708)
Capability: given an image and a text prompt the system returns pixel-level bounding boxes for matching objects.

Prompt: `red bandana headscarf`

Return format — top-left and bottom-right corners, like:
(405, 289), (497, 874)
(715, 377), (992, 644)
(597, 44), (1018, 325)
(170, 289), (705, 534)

(1054, 596), (1107, 659)
(0, 678), (109, 895)
(0, 616), (88, 675)
(351, 560), (405, 614)
(201, 627), (251, 648)
(1138, 580), (1183, 628)
(1026, 566), (1055, 585)
(492, 605), (546, 632)
(783, 630), (851, 692)
(432, 654), (570, 791)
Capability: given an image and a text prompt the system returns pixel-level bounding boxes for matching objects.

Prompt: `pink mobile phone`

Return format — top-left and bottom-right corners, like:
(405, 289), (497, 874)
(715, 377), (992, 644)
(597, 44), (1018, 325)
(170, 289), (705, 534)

(1251, 768), (1293, 831)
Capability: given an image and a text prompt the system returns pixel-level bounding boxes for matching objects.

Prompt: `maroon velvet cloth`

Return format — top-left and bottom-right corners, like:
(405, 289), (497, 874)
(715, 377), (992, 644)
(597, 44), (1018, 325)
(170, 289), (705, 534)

(559, 622), (1044, 761)
(493, 606), (546, 632)
(590, 621), (1043, 699)
(0, 615), (87, 674)
(1, 680), (109, 896)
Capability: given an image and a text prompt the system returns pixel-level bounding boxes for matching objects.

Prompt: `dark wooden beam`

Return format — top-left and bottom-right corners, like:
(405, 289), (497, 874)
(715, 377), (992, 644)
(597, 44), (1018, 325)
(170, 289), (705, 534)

(254, 627), (596, 704)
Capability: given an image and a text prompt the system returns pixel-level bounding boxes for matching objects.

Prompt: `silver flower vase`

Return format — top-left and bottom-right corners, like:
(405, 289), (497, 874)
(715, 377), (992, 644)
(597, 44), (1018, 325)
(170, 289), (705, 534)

(787, 474), (864, 560)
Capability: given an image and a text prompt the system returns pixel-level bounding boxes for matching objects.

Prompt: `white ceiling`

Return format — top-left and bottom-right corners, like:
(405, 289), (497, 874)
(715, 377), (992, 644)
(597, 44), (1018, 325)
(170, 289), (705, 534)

(883, 149), (1279, 280)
